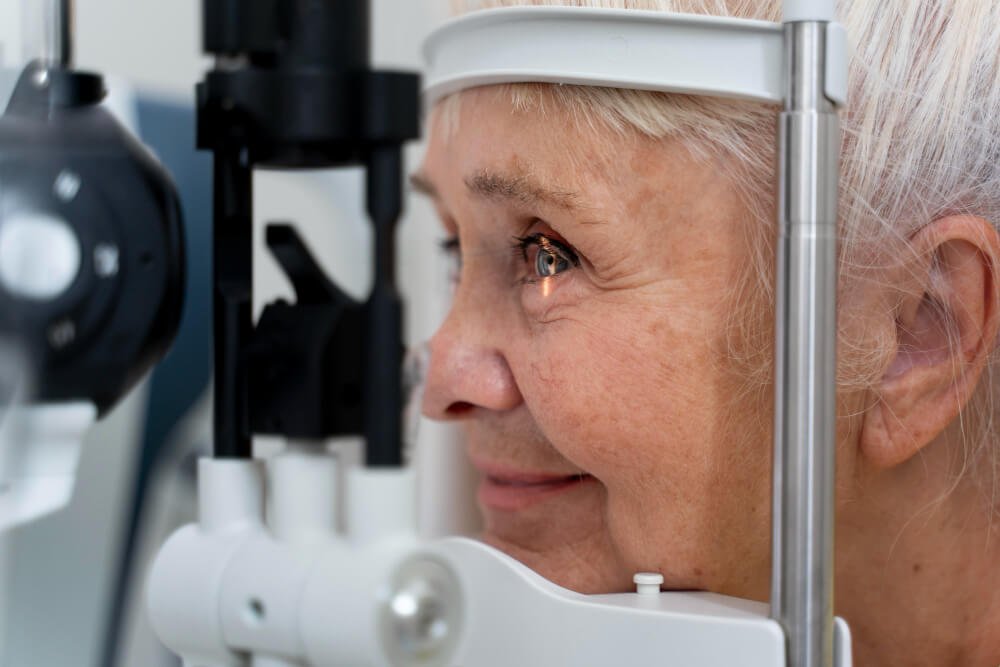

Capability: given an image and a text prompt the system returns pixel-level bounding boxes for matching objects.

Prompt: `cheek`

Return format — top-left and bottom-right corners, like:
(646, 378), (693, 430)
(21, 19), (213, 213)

(514, 302), (776, 588)
(515, 300), (725, 486)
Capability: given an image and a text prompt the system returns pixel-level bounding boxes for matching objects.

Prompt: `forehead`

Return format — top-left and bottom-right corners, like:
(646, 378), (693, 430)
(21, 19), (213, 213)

(420, 86), (736, 222)
(425, 87), (622, 191)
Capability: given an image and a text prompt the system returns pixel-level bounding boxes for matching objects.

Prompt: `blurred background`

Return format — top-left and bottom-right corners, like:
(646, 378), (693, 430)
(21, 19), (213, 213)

(0, 1), (478, 665)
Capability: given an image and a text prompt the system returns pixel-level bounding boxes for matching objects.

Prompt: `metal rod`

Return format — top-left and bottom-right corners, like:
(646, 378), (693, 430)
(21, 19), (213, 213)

(42, 0), (73, 67)
(771, 20), (839, 667)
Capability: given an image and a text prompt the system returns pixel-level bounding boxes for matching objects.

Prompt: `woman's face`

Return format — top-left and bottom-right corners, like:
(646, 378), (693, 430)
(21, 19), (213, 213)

(418, 89), (775, 598)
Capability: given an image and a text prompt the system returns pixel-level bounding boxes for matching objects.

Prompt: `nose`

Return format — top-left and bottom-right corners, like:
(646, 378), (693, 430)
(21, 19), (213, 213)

(422, 287), (523, 420)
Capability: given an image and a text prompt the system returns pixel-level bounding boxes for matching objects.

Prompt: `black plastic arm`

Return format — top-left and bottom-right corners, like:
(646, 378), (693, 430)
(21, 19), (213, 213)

(265, 225), (351, 306)
(200, 0), (419, 466)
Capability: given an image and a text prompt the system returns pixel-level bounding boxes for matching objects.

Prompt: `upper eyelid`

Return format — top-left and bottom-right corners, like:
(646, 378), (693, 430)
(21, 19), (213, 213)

(514, 233), (580, 266)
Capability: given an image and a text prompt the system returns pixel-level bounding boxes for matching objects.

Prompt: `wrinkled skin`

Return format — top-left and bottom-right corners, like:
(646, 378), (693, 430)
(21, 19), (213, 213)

(417, 88), (1000, 666)
(419, 89), (785, 598)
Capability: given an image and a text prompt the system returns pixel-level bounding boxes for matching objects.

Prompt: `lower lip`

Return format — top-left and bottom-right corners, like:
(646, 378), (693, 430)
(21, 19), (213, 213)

(477, 474), (593, 511)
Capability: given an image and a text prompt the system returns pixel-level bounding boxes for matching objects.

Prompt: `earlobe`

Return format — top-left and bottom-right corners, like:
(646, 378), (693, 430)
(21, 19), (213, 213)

(860, 215), (1000, 469)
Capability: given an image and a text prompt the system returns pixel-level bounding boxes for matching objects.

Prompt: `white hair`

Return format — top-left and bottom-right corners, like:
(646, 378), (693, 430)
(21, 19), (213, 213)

(440, 0), (1000, 507)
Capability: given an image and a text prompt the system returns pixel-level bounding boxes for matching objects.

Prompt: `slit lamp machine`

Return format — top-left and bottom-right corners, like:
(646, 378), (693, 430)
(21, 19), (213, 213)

(0, 0), (851, 665)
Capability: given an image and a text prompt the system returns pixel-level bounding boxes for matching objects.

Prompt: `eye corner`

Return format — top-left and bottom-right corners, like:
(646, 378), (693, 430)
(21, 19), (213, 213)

(439, 235), (460, 253)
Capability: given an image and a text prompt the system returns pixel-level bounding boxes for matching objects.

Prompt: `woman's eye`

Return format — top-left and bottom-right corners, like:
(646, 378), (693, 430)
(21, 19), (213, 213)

(439, 235), (461, 283)
(515, 233), (579, 280)
(534, 245), (572, 277)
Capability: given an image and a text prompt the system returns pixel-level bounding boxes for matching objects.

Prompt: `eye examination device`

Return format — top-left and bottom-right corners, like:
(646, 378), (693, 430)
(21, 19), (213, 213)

(0, 0), (850, 665)
(0, 3), (184, 530)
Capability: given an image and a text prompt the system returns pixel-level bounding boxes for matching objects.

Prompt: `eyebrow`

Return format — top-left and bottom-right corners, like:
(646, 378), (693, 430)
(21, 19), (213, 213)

(409, 171), (438, 199)
(409, 169), (582, 212)
(465, 169), (580, 211)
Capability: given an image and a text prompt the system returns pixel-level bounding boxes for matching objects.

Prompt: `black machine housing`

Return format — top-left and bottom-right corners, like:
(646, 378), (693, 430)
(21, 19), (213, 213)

(0, 62), (185, 414)
(199, 0), (421, 465)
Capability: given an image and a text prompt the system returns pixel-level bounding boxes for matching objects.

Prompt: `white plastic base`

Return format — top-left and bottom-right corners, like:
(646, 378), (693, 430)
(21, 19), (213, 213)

(419, 538), (852, 667)
(148, 456), (422, 667)
(149, 455), (852, 666)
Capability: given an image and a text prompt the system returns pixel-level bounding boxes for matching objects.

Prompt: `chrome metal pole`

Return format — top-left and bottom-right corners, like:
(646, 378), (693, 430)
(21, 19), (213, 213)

(771, 19), (840, 667)
(42, 0), (72, 67)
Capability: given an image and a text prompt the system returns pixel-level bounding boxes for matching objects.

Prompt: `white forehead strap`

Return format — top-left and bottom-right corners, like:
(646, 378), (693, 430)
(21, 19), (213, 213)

(422, 6), (847, 108)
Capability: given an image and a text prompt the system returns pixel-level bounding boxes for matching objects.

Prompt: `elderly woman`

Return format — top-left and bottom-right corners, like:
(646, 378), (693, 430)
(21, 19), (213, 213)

(415, 1), (1000, 665)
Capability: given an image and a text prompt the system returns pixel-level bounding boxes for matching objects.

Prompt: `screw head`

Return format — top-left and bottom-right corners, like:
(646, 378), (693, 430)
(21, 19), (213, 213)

(93, 244), (120, 278)
(48, 320), (76, 350)
(381, 557), (462, 666)
(54, 171), (82, 202)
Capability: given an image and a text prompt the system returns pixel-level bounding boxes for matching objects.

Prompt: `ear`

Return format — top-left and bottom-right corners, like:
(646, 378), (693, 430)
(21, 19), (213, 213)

(860, 215), (1000, 468)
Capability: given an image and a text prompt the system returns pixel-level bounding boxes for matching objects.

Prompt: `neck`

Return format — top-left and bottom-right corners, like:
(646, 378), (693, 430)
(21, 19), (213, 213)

(837, 447), (1000, 667)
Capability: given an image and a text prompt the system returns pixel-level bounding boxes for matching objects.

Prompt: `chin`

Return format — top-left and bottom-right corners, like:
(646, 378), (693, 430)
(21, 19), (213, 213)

(479, 530), (630, 594)
(475, 482), (635, 594)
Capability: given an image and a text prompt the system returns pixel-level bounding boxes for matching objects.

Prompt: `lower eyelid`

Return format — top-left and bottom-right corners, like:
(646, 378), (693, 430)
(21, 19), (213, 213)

(519, 282), (578, 324)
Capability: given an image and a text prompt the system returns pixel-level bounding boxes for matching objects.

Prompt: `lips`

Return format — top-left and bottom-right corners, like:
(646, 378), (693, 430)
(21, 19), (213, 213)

(471, 459), (595, 511)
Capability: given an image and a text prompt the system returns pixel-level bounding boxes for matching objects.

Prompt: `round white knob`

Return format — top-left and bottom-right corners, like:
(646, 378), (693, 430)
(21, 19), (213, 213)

(634, 572), (664, 596)
(0, 212), (82, 301)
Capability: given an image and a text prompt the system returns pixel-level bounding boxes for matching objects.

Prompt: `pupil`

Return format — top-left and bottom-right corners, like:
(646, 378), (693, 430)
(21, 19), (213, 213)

(536, 249), (566, 277)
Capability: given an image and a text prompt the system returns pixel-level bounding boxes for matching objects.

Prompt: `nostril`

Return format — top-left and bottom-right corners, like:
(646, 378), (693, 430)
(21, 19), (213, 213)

(446, 401), (475, 417)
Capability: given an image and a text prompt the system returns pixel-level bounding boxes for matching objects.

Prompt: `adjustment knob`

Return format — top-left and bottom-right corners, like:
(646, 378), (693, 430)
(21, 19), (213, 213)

(0, 211), (81, 301)
(634, 572), (664, 596)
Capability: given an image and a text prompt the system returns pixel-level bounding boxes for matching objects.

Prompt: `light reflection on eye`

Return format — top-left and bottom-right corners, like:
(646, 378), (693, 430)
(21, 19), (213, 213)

(534, 240), (572, 277)
(439, 231), (579, 297)
(514, 233), (579, 281)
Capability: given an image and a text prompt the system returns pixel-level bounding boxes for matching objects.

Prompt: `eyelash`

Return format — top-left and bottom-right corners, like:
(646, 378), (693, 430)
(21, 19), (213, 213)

(439, 236), (462, 283)
(511, 233), (580, 281)
(437, 232), (580, 282)
(510, 232), (575, 261)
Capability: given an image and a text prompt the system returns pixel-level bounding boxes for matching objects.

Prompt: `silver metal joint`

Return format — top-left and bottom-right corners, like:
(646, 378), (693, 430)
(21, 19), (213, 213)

(380, 557), (463, 667)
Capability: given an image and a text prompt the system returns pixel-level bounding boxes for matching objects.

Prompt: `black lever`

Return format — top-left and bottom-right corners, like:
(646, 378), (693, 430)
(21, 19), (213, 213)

(265, 224), (351, 306)
(247, 223), (365, 439)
